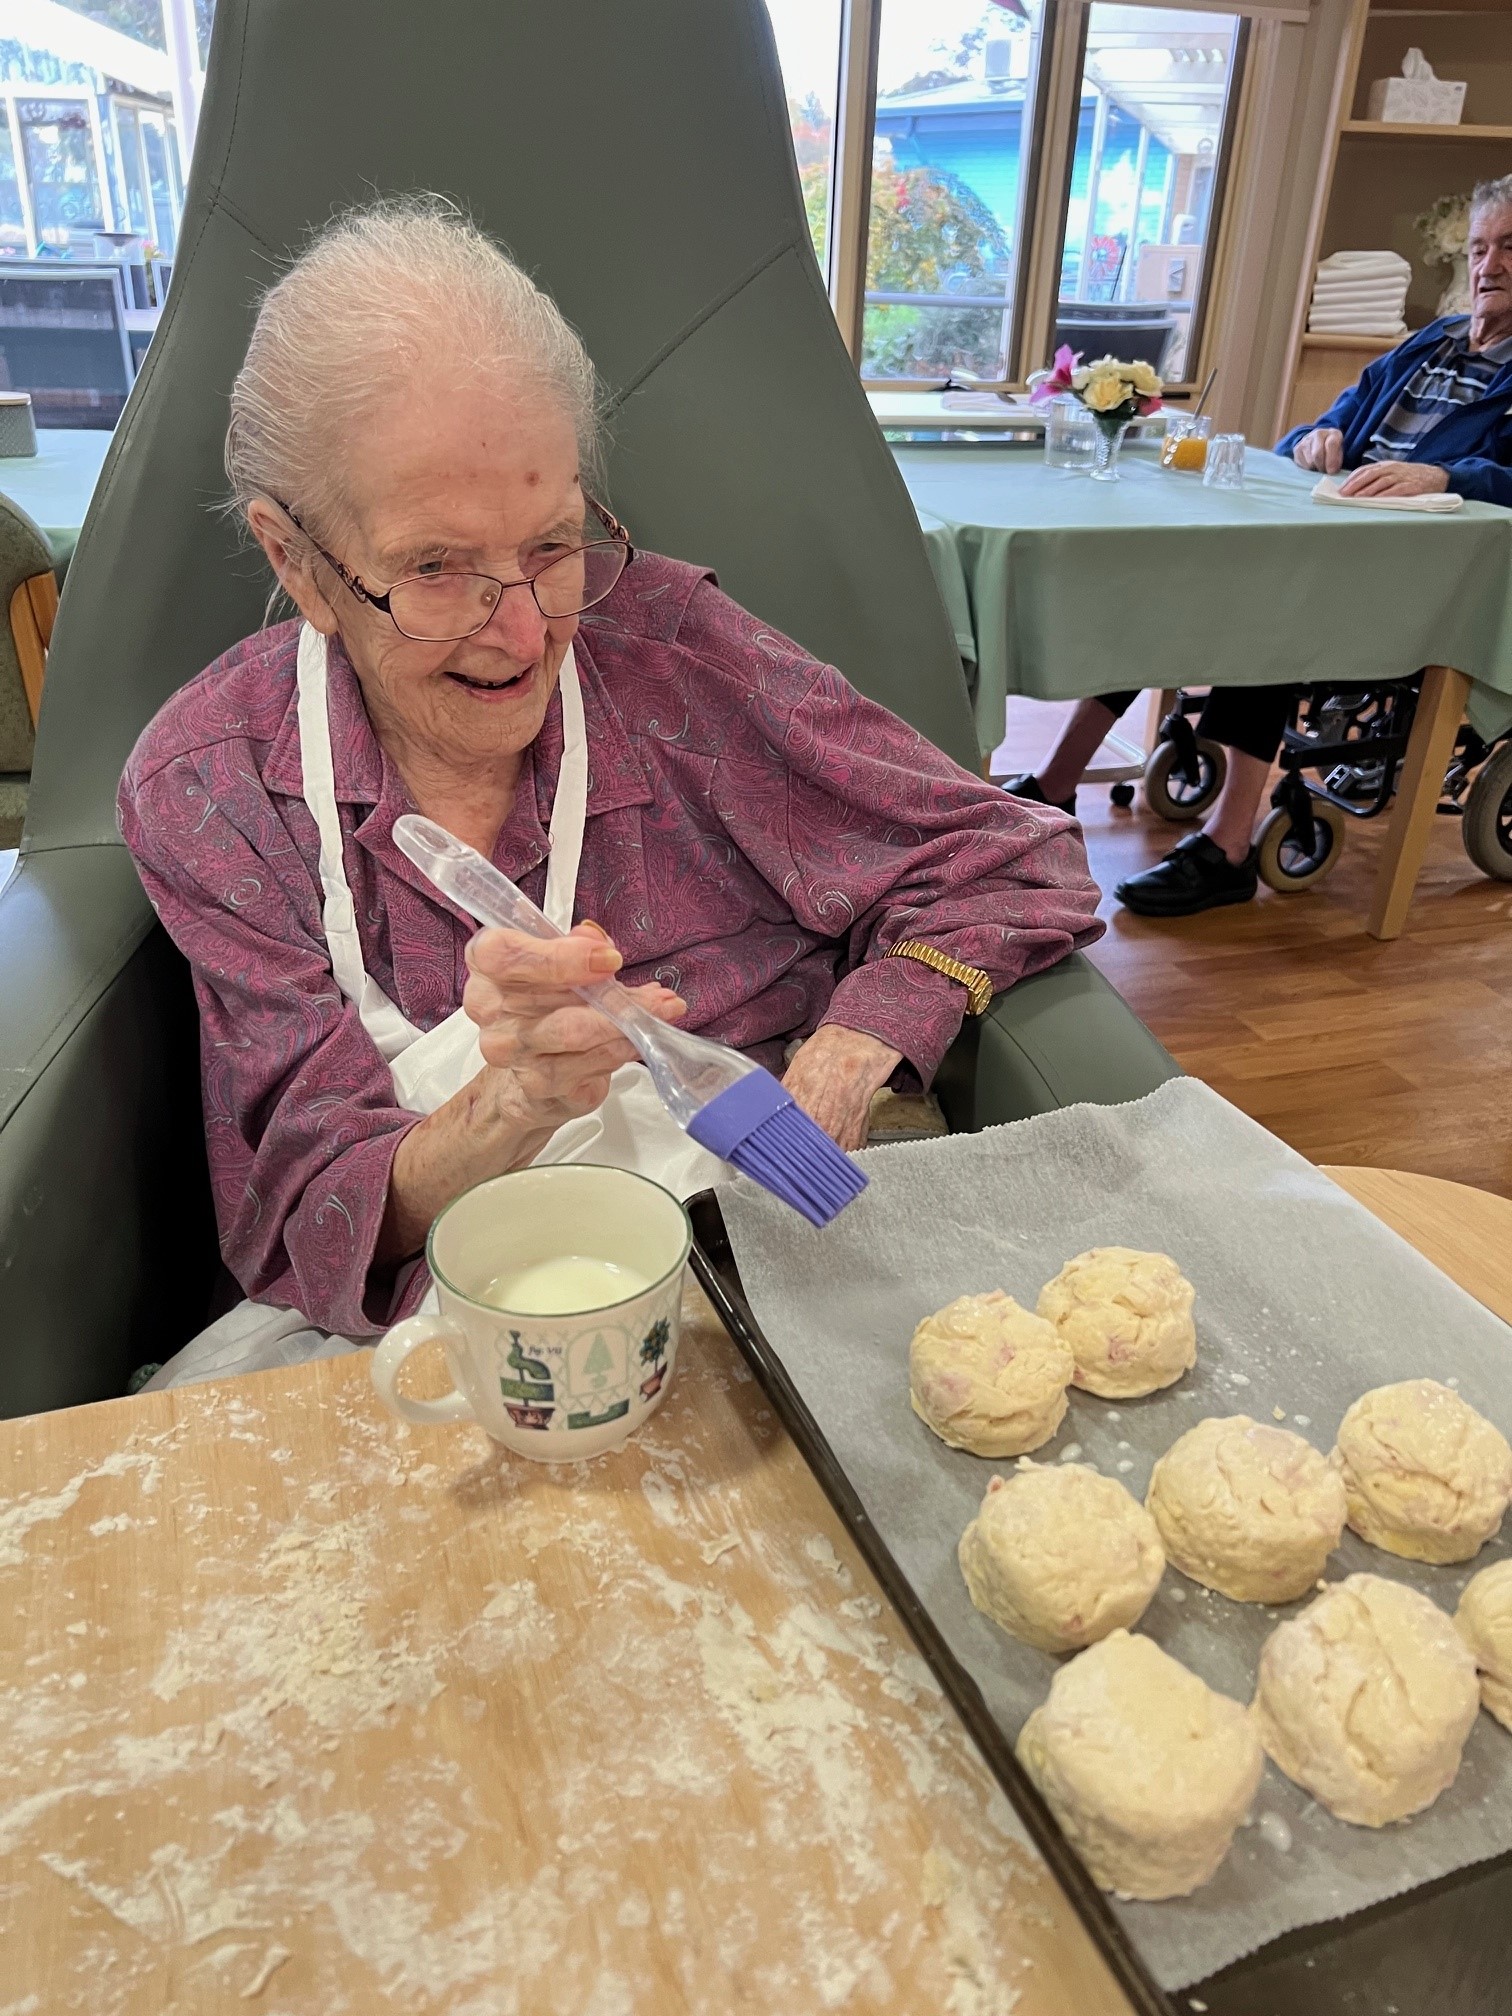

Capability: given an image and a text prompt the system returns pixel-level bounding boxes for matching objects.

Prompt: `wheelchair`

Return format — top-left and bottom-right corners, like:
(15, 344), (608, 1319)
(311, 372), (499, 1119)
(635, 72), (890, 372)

(1136, 682), (1512, 892)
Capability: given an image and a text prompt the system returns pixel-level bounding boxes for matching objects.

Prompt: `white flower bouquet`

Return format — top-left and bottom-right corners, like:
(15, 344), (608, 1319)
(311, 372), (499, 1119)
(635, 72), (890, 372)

(1417, 192), (1470, 266)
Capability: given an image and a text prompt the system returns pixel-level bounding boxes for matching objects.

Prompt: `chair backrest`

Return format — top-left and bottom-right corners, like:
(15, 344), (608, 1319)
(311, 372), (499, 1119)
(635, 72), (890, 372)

(0, 491), (52, 761)
(0, 266), (135, 430)
(22, 0), (972, 867)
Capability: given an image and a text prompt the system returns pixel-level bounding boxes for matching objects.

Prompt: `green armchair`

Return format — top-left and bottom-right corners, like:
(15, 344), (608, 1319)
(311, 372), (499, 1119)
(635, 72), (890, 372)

(0, 0), (1174, 1417)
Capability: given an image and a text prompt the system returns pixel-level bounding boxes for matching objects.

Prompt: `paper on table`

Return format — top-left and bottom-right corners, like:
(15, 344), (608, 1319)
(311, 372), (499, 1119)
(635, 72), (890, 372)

(716, 1078), (1512, 1992)
(1313, 474), (1463, 512)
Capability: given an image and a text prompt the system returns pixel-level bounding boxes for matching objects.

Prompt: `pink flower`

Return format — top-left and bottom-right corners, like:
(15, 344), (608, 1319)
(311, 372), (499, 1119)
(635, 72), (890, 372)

(1030, 343), (1081, 405)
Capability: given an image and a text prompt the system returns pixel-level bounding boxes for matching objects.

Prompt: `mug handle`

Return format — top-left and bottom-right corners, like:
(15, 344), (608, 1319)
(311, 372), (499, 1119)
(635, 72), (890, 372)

(371, 1315), (476, 1427)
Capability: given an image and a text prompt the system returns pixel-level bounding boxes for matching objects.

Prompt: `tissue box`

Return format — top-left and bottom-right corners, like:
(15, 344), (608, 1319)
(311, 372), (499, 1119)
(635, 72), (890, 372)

(1367, 75), (1466, 125)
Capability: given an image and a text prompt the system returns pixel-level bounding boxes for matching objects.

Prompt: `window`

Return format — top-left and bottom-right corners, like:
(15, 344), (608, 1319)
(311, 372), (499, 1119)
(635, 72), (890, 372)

(139, 111), (181, 255)
(1052, 5), (1241, 384)
(17, 99), (105, 242)
(113, 104), (152, 238)
(770, 0), (1256, 392)
(768, 0), (844, 273)
(108, 100), (185, 255)
(0, 120), (26, 252)
(863, 0), (1047, 382)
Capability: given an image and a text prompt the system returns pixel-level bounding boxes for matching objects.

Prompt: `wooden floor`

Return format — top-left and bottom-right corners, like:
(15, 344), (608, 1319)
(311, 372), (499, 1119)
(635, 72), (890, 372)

(999, 699), (1512, 1200)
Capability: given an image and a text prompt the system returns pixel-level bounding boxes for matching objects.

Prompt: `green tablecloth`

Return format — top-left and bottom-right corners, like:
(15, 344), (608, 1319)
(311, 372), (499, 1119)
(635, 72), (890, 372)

(0, 428), (112, 577)
(895, 441), (1512, 761)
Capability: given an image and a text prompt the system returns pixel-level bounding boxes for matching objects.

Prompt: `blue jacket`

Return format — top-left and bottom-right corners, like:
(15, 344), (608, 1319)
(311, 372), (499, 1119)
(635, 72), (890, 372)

(1276, 317), (1512, 507)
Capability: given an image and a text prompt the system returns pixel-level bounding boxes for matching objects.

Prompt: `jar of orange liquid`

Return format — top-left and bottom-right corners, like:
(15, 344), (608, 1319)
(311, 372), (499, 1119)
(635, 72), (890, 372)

(1161, 414), (1213, 472)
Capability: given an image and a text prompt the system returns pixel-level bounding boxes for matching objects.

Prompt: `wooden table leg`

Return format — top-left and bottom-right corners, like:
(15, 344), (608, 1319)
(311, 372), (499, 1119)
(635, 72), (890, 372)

(1366, 663), (1471, 941)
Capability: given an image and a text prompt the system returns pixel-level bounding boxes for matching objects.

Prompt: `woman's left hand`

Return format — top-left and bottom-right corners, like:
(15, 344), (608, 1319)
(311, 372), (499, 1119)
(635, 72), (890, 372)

(782, 1024), (903, 1152)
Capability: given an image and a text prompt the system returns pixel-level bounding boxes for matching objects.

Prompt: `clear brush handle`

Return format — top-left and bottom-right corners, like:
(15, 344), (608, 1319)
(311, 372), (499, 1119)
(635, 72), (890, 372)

(392, 814), (754, 1126)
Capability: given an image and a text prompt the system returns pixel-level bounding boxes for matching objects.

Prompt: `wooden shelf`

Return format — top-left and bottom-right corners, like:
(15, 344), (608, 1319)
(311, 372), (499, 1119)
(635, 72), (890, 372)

(1301, 331), (1402, 350)
(1340, 120), (1512, 140)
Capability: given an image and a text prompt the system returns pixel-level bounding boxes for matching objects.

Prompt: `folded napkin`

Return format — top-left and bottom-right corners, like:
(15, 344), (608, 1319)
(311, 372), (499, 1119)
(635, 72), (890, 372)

(1316, 251), (1412, 278)
(1310, 285), (1410, 307)
(1312, 474), (1463, 512)
(1307, 316), (1407, 336)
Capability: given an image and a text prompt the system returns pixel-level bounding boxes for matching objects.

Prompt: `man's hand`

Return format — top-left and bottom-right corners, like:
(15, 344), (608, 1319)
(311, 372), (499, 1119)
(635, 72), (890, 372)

(783, 1025), (903, 1153)
(1292, 427), (1345, 474)
(1338, 461), (1451, 499)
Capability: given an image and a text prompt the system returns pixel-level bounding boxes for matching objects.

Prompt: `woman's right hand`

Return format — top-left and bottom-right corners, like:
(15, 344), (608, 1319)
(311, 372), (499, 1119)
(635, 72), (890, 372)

(378, 924), (686, 1266)
(462, 921), (686, 1128)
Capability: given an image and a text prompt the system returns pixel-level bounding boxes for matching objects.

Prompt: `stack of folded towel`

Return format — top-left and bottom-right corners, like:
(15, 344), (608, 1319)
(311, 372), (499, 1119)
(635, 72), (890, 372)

(1307, 251), (1412, 337)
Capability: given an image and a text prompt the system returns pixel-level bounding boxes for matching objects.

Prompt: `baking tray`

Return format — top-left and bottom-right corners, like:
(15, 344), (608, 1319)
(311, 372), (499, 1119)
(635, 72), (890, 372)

(688, 1191), (1512, 2016)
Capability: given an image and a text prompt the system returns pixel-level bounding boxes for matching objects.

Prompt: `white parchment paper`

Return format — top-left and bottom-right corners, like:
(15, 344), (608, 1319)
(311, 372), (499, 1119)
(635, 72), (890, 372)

(716, 1079), (1512, 1991)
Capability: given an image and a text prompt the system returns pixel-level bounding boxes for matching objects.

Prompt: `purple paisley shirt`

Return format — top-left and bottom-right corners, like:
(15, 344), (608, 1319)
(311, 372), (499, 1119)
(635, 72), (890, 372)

(119, 554), (1102, 1336)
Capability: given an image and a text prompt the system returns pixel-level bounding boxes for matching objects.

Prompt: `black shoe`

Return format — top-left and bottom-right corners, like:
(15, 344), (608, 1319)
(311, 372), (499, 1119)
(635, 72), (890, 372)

(1001, 771), (1076, 817)
(1115, 832), (1258, 917)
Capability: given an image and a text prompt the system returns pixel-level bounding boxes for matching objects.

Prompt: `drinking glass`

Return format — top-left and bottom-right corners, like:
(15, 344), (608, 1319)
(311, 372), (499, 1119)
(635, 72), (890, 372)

(1044, 395), (1095, 471)
(1160, 413), (1213, 473)
(1203, 433), (1247, 491)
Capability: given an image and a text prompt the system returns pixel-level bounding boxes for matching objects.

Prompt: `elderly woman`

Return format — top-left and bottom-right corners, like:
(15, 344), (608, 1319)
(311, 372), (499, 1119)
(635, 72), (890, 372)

(119, 200), (1102, 1385)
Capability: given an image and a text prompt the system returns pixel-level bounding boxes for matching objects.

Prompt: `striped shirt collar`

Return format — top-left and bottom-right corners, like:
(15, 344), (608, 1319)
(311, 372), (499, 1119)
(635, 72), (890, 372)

(1440, 316), (1512, 368)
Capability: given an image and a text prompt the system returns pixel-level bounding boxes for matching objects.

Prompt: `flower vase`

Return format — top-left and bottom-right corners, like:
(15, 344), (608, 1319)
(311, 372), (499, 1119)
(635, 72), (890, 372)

(1089, 418), (1131, 482)
(1436, 253), (1470, 319)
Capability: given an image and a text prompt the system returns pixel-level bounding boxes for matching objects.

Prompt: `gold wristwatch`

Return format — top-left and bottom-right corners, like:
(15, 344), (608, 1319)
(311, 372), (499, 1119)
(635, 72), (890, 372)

(884, 939), (994, 1017)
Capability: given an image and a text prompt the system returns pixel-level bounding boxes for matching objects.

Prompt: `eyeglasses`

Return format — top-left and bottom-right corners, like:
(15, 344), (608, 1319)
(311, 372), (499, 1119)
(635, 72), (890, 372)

(275, 494), (635, 642)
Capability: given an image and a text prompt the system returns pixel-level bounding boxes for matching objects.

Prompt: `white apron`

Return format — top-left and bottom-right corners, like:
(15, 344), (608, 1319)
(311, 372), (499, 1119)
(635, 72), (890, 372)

(143, 626), (727, 1391)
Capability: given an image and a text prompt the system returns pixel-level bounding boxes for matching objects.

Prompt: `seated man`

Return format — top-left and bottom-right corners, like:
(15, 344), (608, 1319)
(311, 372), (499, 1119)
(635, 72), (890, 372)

(1007, 172), (1512, 917)
(118, 197), (1102, 1388)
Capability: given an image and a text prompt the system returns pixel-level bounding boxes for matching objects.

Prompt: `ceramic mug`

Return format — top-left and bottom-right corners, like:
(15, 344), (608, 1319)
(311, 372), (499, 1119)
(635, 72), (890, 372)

(371, 1164), (692, 1461)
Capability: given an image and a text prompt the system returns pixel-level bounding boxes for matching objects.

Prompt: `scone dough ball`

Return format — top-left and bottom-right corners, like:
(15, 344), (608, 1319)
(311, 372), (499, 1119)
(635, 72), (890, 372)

(1036, 1247), (1196, 1399)
(1146, 1415), (1347, 1603)
(1330, 1379), (1512, 1565)
(1016, 1630), (1261, 1900)
(1252, 1573), (1479, 1826)
(1455, 1558), (1512, 1733)
(959, 1464), (1165, 1654)
(909, 1291), (1074, 1458)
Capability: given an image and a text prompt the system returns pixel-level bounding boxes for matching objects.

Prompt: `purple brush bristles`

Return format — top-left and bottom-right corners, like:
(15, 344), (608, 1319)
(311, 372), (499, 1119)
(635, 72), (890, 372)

(686, 1068), (868, 1227)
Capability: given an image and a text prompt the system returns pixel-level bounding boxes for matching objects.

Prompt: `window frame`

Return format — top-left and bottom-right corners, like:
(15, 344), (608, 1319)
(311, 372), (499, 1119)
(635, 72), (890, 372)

(816, 0), (1287, 396)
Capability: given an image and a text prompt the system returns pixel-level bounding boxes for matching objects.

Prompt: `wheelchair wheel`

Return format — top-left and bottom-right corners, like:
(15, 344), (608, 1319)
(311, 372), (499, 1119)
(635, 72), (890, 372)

(1142, 736), (1227, 822)
(1463, 741), (1512, 882)
(1255, 798), (1347, 892)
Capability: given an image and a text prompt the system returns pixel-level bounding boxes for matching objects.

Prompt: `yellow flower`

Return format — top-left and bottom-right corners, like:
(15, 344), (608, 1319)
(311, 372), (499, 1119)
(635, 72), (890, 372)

(1128, 359), (1162, 396)
(1083, 374), (1129, 413)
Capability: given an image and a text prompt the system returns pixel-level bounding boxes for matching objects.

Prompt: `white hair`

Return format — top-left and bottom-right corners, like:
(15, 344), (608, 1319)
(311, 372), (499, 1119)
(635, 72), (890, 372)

(1471, 175), (1512, 220)
(225, 195), (603, 553)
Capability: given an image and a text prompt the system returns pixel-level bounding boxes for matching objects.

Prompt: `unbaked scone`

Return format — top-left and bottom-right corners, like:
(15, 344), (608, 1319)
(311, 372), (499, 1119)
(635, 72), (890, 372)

(959, 1465), (1165, 1654)
(1036, 1247), (1196, 1399)
(1146, 1415), (1347, 1603)
(909, 1292), (1074, 1457)
(1330, 1379), (1512, 1564)
(1016, 1630), (1261, 1900)
(1252, 1573), (1479, 1826)
(1455, 1558), (1512, 1733)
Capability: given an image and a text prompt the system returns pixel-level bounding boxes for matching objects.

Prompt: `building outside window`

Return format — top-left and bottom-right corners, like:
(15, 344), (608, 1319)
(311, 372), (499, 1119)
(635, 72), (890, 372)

(0, 3), (195, 260)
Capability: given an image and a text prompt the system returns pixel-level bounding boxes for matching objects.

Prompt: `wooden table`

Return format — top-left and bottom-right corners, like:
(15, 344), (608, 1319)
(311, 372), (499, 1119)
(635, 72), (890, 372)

(5, 1167), (1507, 2015)
(0, 1291), (1133, 2014)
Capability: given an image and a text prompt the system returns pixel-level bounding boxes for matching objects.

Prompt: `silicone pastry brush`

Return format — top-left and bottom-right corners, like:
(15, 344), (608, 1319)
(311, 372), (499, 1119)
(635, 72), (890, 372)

(393, 815), (868, 1228)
